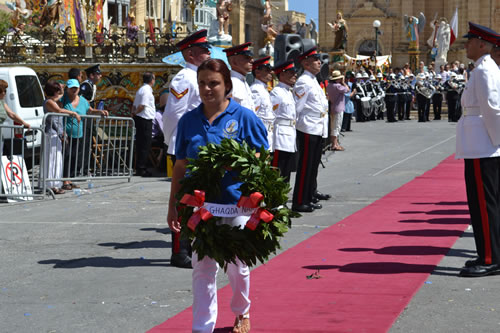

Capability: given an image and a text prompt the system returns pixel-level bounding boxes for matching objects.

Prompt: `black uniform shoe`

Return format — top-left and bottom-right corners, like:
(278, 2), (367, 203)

(310, 203), (322, 209)
(311, 197), (320, 204)
(314, 191), (331, 201)
(459, 264), (500, 277)
(171, 254), (192, 268)
(292, 204), (315, 213)
(464, 257), (483, 268)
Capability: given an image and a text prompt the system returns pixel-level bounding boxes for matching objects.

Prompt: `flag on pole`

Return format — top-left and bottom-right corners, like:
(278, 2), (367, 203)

(450, 8), (458, 46)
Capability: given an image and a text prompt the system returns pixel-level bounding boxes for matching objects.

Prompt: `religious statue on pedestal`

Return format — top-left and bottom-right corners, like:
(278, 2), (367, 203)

(328, 12), (348, 50)
(403, 12), (426, 50)
(216, 0), (231, 36)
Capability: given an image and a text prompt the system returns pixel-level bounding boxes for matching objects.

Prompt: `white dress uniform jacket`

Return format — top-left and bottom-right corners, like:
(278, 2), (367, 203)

(293, 70), (329, 138)
(163, 62), (201, 155)
(251, 79), (275, 149)
(270, 82), (296, 153)
(230, 70), (255, 111)
(456, 54), (500, 159)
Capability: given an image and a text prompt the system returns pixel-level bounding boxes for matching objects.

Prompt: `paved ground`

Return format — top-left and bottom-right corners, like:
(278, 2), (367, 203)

(2, 117), (497, 333)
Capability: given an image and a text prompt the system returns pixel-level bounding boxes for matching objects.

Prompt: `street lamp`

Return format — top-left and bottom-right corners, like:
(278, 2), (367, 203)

(373, 20), (381, 56)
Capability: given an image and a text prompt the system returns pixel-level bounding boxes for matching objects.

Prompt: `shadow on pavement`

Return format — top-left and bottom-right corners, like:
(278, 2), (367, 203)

(372, 229), (465, 237)
(411, 201), (468, 206)
(141, 227), (171, 234)
(398, 217), (470, 225)
(98, 240), (171, 249)
(399, 209), (469, 215)
(38, 256), (171, 268)
(302, 262), (438, 274)
(338, 245), (475, 258)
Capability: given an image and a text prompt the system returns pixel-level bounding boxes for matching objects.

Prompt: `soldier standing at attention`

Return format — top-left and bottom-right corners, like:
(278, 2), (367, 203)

(163, 29), (212, 269)
(224, 42), (255, 111)
(456, 23), (500, 277)
(270, 60), (298, 183)
(251, 56), (275, 149)
(292, 47), (330, 213)
(80, 64), (102, 108)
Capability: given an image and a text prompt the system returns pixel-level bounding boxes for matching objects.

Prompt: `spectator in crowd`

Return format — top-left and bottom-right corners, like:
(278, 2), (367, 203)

(68, 68), (82, 82)
(0, 79), (31, 194)
(467, 62), (475, 76)
(403, 63), (411, 76)
(441, 64), (451, 83)
(42, 80), (81, 194)
(167, 58), (268, 333)
(61, 79), (108, 190)
(417, 61), (427, 74)
(341, 72), (356, 132)
(132, 72), (156, 177)
(327, 70), (349, 151)
(451, 60), (460, 73)
(458, 63), (468, 81)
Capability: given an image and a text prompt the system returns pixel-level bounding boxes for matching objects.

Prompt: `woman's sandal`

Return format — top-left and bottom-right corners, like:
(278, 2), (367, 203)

(62, 183), (80, 190)
(233, 313), (250, 333)
(52, 188), (66, 195)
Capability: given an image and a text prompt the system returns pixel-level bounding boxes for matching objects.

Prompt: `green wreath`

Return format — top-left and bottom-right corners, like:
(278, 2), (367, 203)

(176, 138), (299, 269)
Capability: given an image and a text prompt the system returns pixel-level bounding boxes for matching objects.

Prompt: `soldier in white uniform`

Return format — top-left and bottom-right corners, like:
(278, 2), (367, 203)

(223, 42), (255, 110)
(162, 29), (211, 269)
(456, 22), (500, 277)
(270, 60), (298, 183)
(292, 47), (331, 213)
(250, 56), (274, 149)
(491, 44), (500, 67)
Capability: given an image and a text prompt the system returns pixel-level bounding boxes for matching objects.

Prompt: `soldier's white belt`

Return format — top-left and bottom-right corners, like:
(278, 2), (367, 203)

(261, 120), (274, 132)
(463, 106), (480, 116)
(203, 203), (256, 217)
(274, 118), (296, 127)
(309, 111), (328, 118)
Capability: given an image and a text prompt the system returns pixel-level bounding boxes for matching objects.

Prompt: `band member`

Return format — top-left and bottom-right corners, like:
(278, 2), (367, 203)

(456, 22), (500, 277)
(80, 64), (102, 108)
(251, 56), (275, 148)
(432, 73), (444, 120)
(424, 72), (432, 121)
(445, 72), (460, 122)
(352, 73), (365, 122)
(224, 42), (255, 111)
(292, 47), (330, 213)
(396, 74), (406, 121)
(384, 73), (398, 122)
(270, 60), (298, 183)
(163, 29), (212, 269)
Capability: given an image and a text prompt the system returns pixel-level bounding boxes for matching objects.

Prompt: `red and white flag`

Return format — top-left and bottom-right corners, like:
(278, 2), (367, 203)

(450, 8), (458, 46)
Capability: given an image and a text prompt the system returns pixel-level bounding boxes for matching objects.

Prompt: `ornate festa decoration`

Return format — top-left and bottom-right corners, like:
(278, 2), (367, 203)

(176, 139), (297, 269)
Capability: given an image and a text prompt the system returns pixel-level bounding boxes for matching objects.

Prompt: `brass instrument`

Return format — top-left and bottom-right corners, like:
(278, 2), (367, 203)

(416, 81), (435, 99)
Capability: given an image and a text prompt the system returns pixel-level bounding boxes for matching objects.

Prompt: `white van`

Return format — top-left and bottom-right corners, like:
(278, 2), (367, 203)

(0, 66), (45, 158)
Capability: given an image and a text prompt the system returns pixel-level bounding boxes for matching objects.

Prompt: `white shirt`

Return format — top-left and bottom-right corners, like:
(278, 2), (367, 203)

(293, 70), (329, 138)
(163, 62), (201, 155)
(456, 54), (500, 159)
(270, 82), (296, 153)
(133, 84), (156, 120)
(230, 70), (255, 111)
(251, 79), (274, 150)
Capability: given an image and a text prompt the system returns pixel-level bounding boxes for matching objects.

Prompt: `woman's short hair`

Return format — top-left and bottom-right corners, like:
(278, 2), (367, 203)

(197, 59), (233, 96)
(44, 80), (63, 97)
(0, 79), (8, 94)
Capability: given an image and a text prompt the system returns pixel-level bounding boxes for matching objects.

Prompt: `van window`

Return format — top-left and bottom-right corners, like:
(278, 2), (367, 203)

(15, 75), (44, 108)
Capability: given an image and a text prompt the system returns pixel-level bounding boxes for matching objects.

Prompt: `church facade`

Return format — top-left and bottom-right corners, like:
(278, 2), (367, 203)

(318, 0), (500, 68)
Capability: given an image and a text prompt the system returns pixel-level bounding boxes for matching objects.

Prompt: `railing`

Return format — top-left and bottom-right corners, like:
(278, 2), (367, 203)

(0, 25), (188, 64)
(0, 124), (44, 202)
(0, 114), (135, 202)
(40, 113), (135, 196)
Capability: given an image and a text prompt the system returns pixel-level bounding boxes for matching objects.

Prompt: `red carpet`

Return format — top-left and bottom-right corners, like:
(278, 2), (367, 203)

(149, 155), (469, 332)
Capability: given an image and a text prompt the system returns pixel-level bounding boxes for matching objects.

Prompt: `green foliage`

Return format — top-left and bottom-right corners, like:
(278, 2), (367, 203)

(0, 11), (12, 38)
(176, 138), (299, 270)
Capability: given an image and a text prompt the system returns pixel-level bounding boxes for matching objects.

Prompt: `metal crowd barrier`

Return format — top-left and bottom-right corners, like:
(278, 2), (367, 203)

(0, 124), (44, 202)
(40, 113), (135, 196)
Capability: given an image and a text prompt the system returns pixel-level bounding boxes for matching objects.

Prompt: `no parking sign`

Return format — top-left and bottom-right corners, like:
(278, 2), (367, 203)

(1, 156), (33, 202)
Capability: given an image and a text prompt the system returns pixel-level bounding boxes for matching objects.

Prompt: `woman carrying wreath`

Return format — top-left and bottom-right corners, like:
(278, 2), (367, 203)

(167, 58), (268, 333)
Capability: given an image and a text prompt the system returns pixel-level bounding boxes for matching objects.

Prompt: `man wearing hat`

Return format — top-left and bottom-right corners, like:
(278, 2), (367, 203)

(251, 56), (275, 149)
(444, 71), (460, 122)
(327, 70), (349, 151)
(163, 29), (211, 269)
(384, 73), (398, 122)
(80, 64), (102, 108)
(270, 60), (298, 184)
(292, 47), (330, 213)
(432, 73), (444, 120)
(224, 42), (255, 111)
(456, 22), (500, 277)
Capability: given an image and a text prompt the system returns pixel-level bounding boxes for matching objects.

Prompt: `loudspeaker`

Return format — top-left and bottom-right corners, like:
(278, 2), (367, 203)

(274, 34), (303, 66)
(301, 38), (317, 53)
(316, 53), (330, 82)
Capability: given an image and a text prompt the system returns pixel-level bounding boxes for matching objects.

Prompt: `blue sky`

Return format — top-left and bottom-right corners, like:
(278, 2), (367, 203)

(288, 0), (319, 22)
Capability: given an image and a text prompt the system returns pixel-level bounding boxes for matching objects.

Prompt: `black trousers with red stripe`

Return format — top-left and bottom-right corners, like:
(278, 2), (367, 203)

(272, 150), (296, 183)
(293, 131), (323, 207)
(464, 157), (500, 265)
